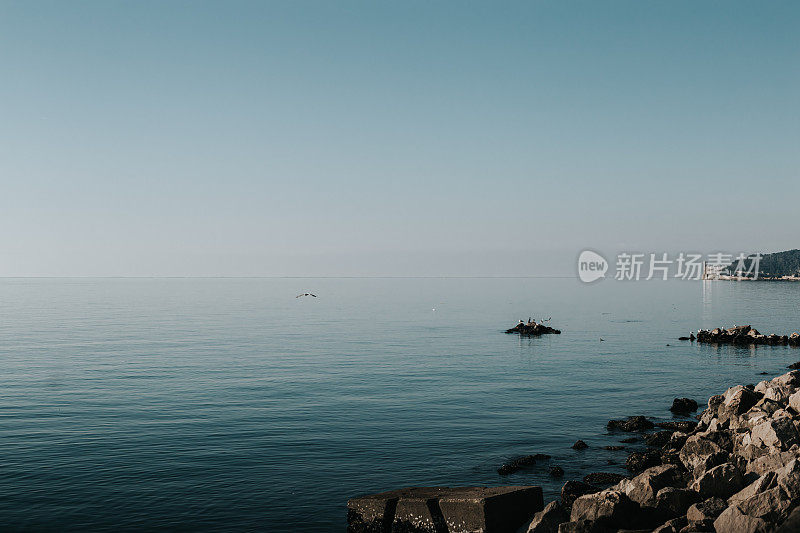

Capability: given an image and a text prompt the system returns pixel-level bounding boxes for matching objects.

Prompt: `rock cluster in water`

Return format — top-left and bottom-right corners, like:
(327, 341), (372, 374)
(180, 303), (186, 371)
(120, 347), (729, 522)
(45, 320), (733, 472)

(506, 322), (562, 336)
(525, 370), (800, 532)
(688, 325), (800, 346)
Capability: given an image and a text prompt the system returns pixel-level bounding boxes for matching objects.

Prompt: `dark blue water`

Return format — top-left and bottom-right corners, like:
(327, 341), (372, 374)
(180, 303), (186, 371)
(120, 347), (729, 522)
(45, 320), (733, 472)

(1, 278), (799, 531)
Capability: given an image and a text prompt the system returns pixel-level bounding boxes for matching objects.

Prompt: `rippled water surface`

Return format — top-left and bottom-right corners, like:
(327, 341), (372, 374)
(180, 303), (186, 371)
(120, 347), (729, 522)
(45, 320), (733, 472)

(1, 278), (799, 531)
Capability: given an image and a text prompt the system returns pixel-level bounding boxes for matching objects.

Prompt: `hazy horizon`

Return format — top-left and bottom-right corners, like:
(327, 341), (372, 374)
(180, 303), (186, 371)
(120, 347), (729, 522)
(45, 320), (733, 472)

(2, 1), (798, 277)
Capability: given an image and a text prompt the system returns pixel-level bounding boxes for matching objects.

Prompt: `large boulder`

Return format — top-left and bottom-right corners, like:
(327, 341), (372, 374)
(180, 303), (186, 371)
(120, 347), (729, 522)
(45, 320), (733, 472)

(615, 464), (681, 507)
(561, 481), (599, 510)
(776, 458), (800, 500)
(771, 371), (800, 390)
(776, 506), (800, 533)
(652, 516), (688, 533)
(713, 505), (770, 533)
(690, 463), (744, 499)
(736, 486), (792, 523)
(746, 449), (800, 476)
(686, 496), (727, 522)
(570, 489), (640, 529)
(678, 435), (728, 475)
(524, 501), (569, 533)
(750, 417), (800, 450)
(722, 386), (762, 416)
(728, 471), (778, 505)
(789, 390), (800, 414)
(654, 486), (699, 518)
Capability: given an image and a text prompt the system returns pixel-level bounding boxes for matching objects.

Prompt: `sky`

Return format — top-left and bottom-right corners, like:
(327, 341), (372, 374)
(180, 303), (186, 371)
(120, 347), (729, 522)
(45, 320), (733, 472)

(1, 1), (798, 277)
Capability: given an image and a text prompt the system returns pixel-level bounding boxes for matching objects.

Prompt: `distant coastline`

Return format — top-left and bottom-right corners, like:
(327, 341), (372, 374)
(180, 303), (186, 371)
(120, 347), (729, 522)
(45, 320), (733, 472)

(704, 249), (800, 281)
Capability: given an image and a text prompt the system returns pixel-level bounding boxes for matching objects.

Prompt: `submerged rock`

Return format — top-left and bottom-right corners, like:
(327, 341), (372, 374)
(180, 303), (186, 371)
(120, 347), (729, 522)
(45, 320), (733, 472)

(625, 450), (662, 473)
(572, 440), (588, 450)
(497, 453), (551, 475)
(582, 472), (625, 487)
(656, 420), (698, 432)
(670, 398), (699, 413)
(607, 416), (654, 432)
(645, 431), (674, 447)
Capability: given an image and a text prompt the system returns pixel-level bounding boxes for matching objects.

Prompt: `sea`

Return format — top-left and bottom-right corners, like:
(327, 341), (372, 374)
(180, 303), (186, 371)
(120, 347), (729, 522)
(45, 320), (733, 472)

(1, 277), (799, 531)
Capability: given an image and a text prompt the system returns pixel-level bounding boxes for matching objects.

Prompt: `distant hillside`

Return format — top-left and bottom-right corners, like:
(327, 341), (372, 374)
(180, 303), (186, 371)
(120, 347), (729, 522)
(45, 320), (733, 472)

(728, 249), (800, 278)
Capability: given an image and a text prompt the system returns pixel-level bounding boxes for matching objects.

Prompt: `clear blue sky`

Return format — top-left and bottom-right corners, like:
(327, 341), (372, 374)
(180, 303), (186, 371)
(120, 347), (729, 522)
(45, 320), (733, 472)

(1, 1), (798, 276)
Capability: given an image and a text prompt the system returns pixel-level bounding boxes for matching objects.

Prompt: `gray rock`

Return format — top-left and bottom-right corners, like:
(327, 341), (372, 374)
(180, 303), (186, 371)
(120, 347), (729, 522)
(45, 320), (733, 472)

(686, 497), (727, 522)
(788, 390), (800, 414)
(736, 486), (792, 523)
(775, 457), (800, 500)
(728, 471), (777, 505)
(656, 420), (698, 432)
(524, 501), (569, 533)
(679, 436), (727, 475)
(722, 386), (762, 416)
(776, 506), (800, 533)
(749, 398), (783, 417)
(625, 450), (661, 473)
(616, 464), (680, 507)
(655, 487), (700, 517)
(746, 449), (799, 476)
(652, 516), (688, 533)
(698, 430), (733, 453)
(690, 463), (744, 499)
(557, 520), (610, 533)
(560, 481), (599, 510)
(750, 417), (800, 449)
(645, 431), (673, 447)
(570, 489), (640, 528)
(771, 371), (800, 390)
(713, 504), (770, 533)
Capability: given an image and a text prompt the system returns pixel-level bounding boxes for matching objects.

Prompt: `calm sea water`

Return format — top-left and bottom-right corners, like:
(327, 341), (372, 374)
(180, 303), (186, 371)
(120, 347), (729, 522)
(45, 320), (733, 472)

(1, 277), (799, 531)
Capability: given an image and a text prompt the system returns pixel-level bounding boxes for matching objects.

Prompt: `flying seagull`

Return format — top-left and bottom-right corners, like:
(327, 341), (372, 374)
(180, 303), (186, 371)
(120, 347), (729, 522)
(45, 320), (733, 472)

(296, 293), (317, 298)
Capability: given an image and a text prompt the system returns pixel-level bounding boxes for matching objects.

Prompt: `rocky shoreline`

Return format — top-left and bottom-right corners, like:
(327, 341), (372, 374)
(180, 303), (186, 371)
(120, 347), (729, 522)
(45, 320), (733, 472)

(520, 370), (800, 532)
(348, 370), (800, 532)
